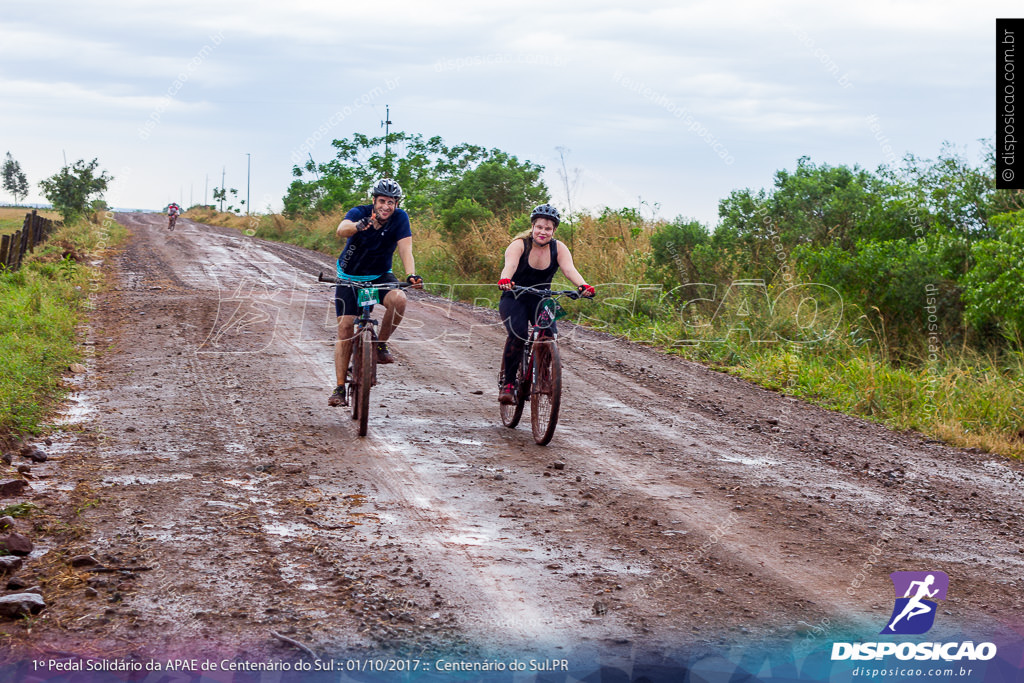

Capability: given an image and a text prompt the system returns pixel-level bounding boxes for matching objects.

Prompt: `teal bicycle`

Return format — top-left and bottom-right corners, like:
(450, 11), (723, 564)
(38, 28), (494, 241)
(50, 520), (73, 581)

(319, 272), (411, 436)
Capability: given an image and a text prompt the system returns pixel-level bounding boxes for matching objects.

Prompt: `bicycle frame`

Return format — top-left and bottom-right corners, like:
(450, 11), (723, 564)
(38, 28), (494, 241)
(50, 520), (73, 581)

(510, 285), (579, 385)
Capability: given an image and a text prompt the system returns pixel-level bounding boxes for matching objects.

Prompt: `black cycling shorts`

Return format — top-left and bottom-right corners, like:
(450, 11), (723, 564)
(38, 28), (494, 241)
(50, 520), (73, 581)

(333, 273), (399, 318)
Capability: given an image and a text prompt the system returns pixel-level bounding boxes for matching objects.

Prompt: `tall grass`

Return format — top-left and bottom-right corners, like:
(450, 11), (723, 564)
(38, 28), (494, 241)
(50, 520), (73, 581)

(0, 217), (124, 437)
(200, 209), (1024, 458)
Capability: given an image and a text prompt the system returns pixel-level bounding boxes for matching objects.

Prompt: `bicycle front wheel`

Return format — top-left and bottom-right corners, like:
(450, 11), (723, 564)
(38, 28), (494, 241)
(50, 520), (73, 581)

(356, 327), (374, 436)
(530, 339), (561, 445)
(349, 338), (361, 421)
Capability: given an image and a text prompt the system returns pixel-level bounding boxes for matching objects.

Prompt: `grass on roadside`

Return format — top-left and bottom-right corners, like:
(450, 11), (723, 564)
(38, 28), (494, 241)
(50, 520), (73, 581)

(0, 216), (126, 438)
(598, 295), (1024, 459)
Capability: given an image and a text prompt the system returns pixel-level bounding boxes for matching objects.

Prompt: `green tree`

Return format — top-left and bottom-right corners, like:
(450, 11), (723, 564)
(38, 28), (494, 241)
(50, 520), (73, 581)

(795, 238), (960, 350)
(649, 217), (710, 284)
(962, 210), (1024, 347)
(2, 152), (29, 205)
(38, 158), (112, 220)
(901, 142), (993, 239)
(440, 152), (546, 224)
(284, 132), (547, 223)
(439, 197), (494, 238)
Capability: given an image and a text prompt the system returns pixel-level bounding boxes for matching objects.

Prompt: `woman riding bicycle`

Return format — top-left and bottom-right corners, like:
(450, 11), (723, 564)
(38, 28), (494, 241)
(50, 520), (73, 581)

(497, 203), (594, 404)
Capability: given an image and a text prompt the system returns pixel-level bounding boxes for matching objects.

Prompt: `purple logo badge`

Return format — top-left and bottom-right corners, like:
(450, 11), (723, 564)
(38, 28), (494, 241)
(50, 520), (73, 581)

(881, 571), (949, 635)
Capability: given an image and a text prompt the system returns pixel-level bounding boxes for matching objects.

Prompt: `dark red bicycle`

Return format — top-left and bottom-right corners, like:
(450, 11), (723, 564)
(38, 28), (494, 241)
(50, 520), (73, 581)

(499, 286), (587, 446)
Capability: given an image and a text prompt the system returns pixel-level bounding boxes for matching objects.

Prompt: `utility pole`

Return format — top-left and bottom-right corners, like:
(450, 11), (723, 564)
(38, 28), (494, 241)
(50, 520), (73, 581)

(220, 166), (226, 213)
(382, 105), (392, 177)
(556, 146), (577, 250)
(245, 153), (251, 215)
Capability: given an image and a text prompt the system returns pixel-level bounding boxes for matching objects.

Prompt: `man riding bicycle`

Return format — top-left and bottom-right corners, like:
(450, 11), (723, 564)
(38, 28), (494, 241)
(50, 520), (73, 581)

(167, 202), (180, 229)
(497, 203), (594, 404)
(328, 178), (423, 407)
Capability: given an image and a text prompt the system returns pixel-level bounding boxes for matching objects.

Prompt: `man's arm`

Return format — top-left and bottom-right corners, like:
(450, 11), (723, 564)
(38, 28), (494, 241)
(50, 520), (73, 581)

(337, 210), (378, 239)
(396, 236), (415, 276)
(337, 218), (360, 239)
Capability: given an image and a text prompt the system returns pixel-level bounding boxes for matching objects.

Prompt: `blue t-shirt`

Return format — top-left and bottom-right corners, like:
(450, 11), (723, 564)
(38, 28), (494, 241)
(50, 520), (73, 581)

(336, 205), (412, 278)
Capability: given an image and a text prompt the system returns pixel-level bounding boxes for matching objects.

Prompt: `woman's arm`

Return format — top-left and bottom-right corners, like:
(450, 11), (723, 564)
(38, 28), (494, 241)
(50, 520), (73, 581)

(499, 239), (525, 281)
(556, 242), (588, 288)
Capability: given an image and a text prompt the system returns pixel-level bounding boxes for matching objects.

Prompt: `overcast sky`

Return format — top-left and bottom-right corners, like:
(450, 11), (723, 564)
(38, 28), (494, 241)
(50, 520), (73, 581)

(1, 0), (1014, 226)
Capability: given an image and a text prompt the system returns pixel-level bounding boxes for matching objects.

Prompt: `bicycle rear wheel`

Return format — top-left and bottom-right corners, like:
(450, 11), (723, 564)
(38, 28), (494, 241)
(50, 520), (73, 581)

(498, 353), (526, 428)
(530, 339), (561, 445)
(355, 327), (374, 436)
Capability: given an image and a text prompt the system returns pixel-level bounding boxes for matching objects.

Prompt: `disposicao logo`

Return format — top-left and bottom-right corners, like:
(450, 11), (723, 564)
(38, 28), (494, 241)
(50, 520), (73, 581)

(881, 571), (948, 635)
(831, 570), (998, 662)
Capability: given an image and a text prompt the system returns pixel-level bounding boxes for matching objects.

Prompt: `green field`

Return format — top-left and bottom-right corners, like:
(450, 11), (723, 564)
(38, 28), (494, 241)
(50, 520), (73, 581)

(0, 208), (59, 236)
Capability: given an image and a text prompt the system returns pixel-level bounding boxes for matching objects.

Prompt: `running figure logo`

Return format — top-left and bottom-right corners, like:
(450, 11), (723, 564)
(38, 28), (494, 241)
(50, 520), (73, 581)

(881, 571), (949, 635)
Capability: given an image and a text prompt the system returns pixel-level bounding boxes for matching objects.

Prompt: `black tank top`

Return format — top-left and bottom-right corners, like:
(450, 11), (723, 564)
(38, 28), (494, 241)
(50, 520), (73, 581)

(510, 238), (559, 289)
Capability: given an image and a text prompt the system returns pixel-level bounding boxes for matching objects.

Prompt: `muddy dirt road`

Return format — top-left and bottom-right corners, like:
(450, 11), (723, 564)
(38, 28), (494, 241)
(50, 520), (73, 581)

(2, 214), (1022, 677)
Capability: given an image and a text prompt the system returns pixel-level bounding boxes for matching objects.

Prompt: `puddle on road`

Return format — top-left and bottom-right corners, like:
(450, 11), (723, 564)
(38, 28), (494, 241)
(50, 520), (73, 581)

(223, 477), (260, 492)
(717, 453), (779, 466)
(102, 473), (194, 486)
(56, 392), (96, 425)
(276, 556), (325, 591)
(263, 521), (309, 538)
(444, 529), (495, 547)
(445, 437), (485, 447)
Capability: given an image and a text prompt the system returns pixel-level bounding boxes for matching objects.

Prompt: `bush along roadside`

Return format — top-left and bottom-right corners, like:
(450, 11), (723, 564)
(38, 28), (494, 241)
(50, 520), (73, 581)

(0, 214), (125, 442)
(222, 205), (1024, 461)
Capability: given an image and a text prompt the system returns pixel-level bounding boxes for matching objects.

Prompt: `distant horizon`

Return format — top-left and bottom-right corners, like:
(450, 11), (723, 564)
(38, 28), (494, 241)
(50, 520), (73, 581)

(0, 202), (158, 214)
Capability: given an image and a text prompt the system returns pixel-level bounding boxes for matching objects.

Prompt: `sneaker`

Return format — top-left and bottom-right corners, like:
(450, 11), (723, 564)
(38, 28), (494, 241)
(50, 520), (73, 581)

(376, 342), (395, 364)
(498, 383), (516, 405)
(328, 384), (347, 407)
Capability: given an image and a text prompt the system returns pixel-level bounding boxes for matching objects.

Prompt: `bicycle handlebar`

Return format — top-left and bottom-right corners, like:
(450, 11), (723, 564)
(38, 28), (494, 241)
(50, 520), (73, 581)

(508, 285), (585, 300)
(317, 272), (414, 289)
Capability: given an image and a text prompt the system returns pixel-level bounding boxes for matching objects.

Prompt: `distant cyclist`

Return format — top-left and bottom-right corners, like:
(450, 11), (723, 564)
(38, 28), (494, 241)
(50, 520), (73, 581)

(167, 202), (181, 230)
(497, 203), (593, 404)
(328, 179), (423, 407)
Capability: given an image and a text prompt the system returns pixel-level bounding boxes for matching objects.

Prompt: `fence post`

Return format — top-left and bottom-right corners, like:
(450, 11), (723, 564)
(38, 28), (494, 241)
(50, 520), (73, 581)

(27, 210), (38, 252)
(0, 234), (9, 270)
(15, 229), (26, 270)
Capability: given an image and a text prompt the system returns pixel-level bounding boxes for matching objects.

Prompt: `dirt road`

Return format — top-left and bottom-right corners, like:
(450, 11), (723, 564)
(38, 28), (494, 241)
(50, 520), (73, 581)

(2, 214), (1022, 677)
